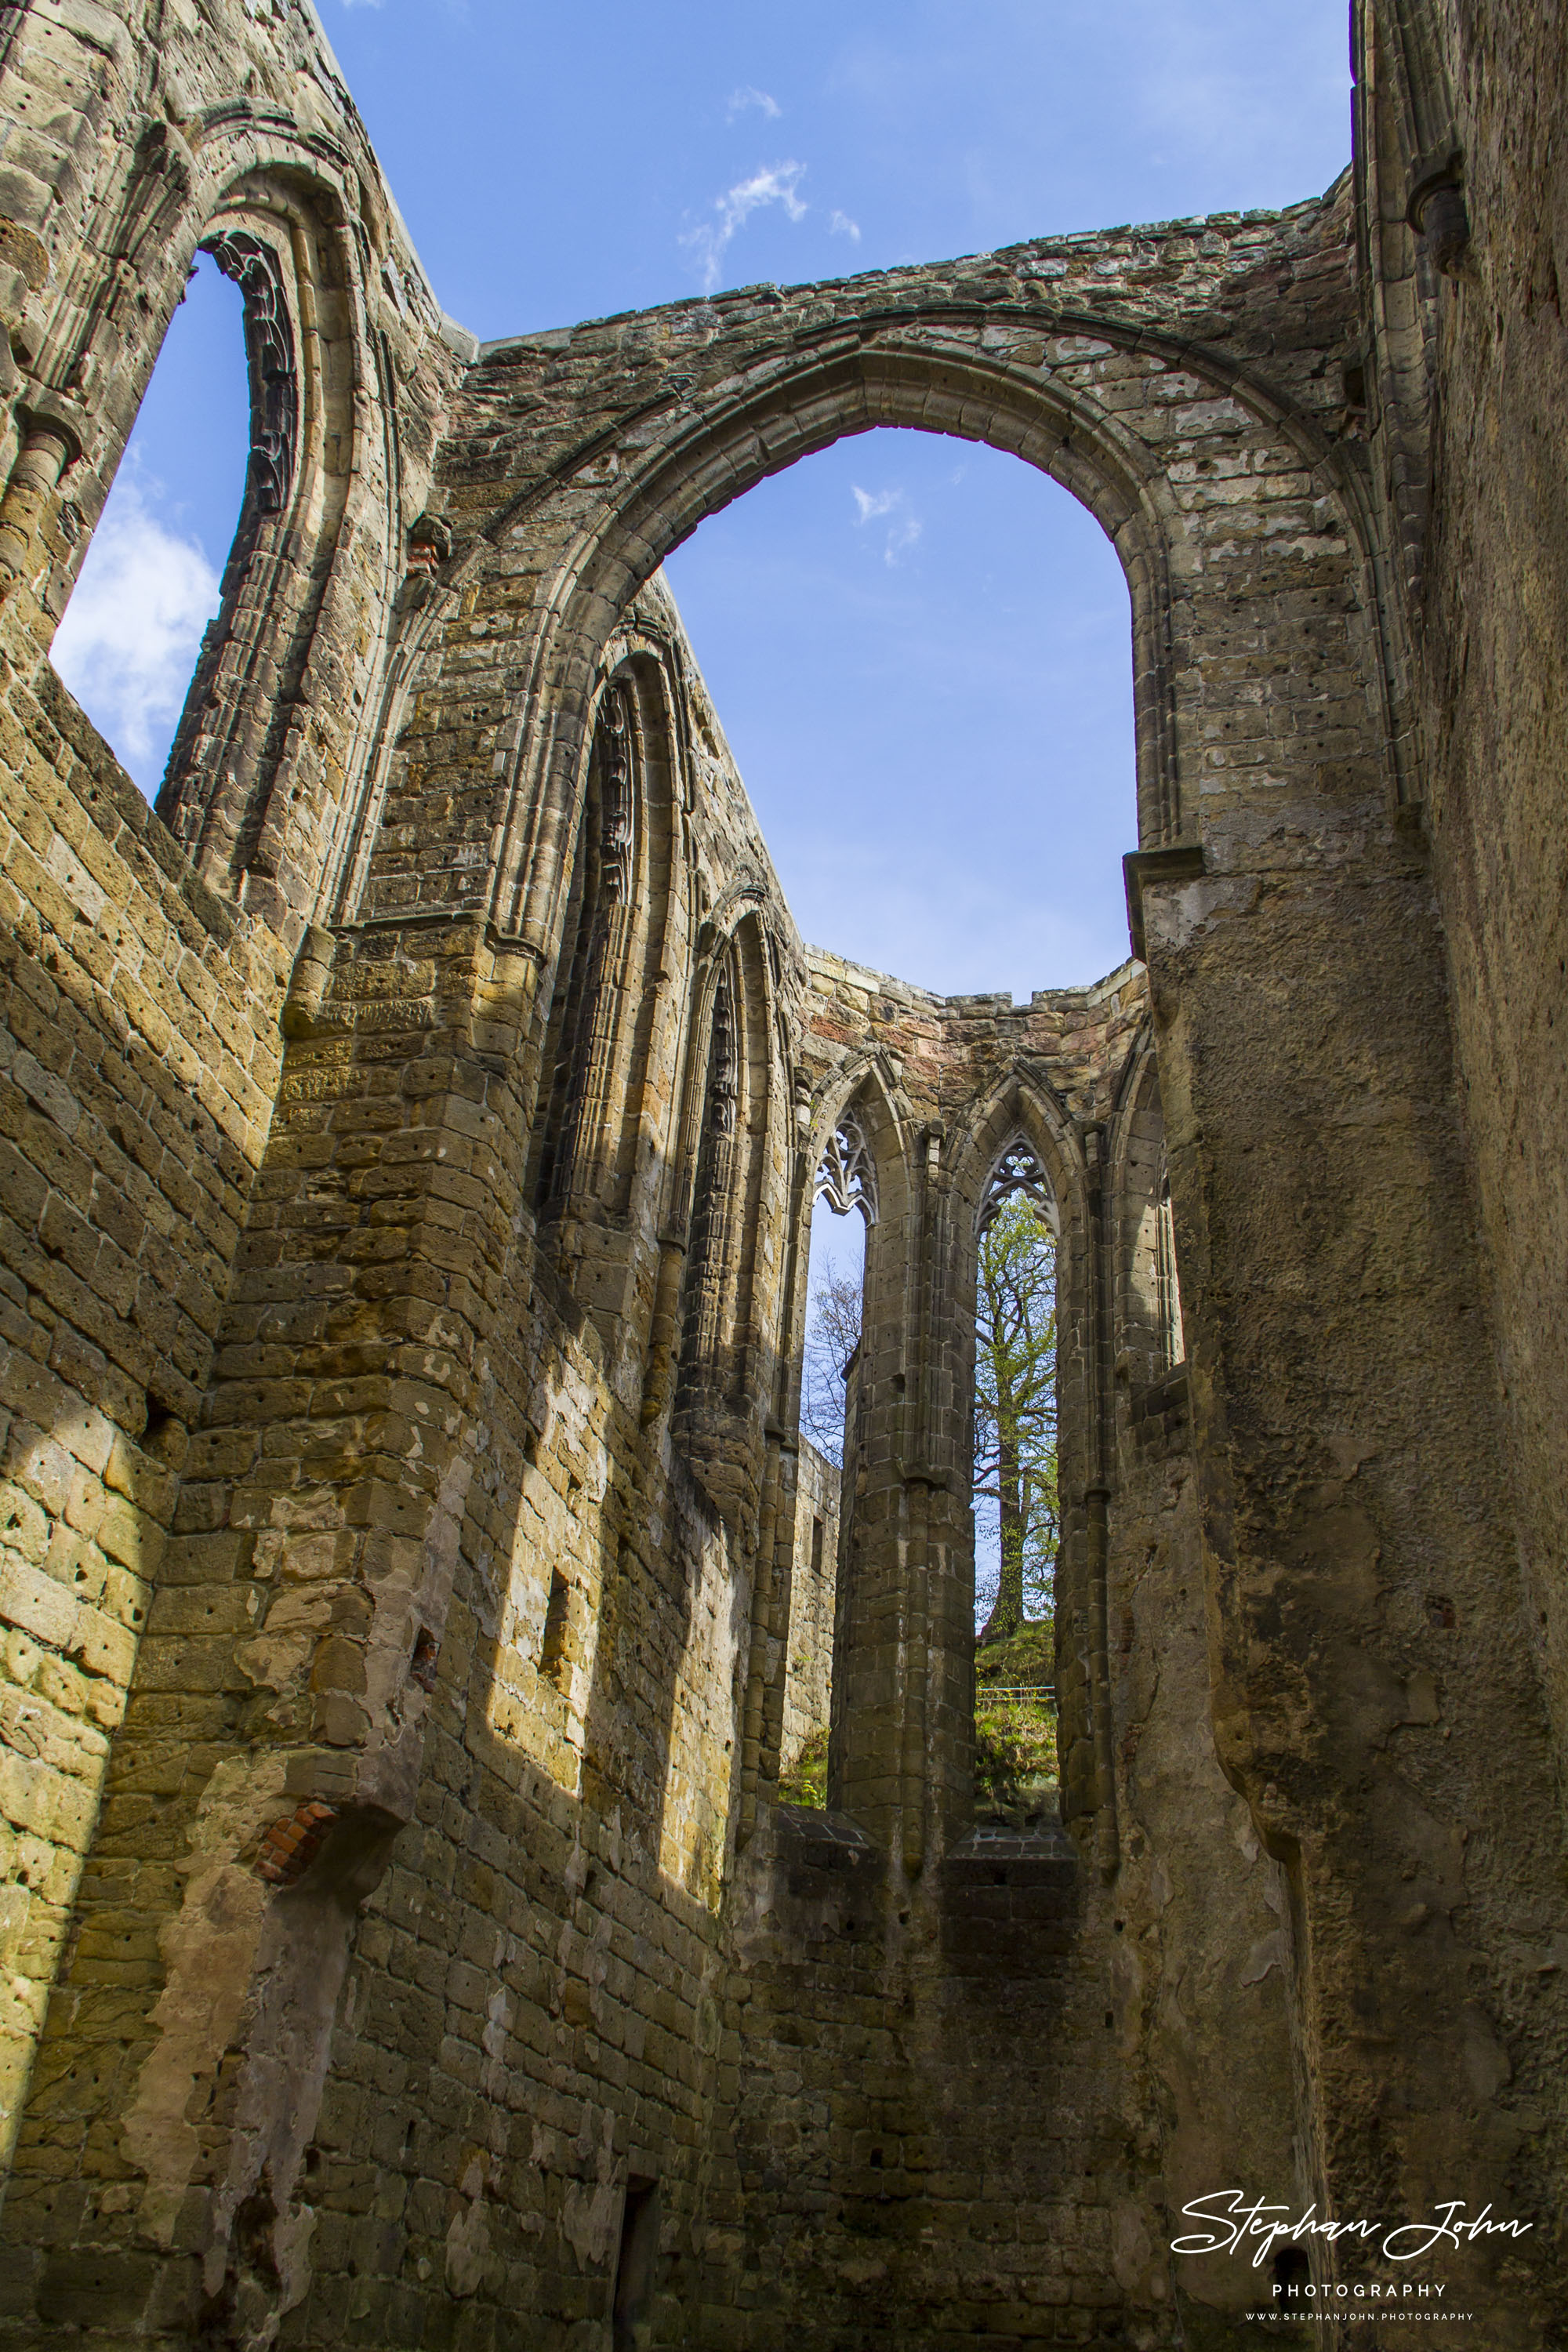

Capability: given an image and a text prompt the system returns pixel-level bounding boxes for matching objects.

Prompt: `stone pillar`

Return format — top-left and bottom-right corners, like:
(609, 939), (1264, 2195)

(0, 412), (77, 601)
(827, 1120), (971, 1867)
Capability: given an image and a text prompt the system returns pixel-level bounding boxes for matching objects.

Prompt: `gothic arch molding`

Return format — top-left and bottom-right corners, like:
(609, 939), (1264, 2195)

(782, 1057), (913, 1436)
(482, 334), (1220, 954)
(13, 114), (426, 925)
(947, 1066), (1085, 1243)
(405, 299), (1404, 959)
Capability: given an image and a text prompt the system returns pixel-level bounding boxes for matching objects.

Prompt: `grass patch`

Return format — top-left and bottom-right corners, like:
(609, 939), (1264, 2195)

(779, 1725), (829, 1808)
(975, 1617), (1057, 1820)
(975, 1617), (1054, 1690)
(974, 1692), (1058, 1808)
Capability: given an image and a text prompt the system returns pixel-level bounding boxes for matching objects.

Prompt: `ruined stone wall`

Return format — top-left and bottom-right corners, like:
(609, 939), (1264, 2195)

(0, 539), (812, 2339)
(2, 3), (1568, 2348)
(1367, 0), (1568, 1799)
(0, 701), (280, 2174)
(720, 966), (1300, 2347)
(0, 0), (462, 2176)
(779, 1439), (837, 1780)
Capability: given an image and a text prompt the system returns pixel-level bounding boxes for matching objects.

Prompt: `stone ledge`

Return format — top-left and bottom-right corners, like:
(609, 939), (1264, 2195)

(1122, 842), (1207, 962)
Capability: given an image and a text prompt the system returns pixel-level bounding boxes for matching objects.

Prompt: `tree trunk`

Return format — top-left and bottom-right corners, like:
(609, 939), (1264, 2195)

(982, 1421), (1025, 1642)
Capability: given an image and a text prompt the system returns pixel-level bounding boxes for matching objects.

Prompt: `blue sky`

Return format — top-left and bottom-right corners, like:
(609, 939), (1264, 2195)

(53, 0), (1352, 996)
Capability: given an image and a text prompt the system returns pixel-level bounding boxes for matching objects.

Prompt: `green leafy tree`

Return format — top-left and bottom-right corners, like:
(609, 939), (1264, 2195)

(974, 1194), (1058, 1643)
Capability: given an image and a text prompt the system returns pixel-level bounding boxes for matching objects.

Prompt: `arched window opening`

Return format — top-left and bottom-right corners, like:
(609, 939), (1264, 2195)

(529, 682), (637, 1224)
(779, 1120), (871, 1808)
(973, 1137), (1059, 1833)
(650, 423), (1138, 1856)
(660, 428), (1135, 997)
(159, 229), (300, 857)
(51, 251), (249, 800)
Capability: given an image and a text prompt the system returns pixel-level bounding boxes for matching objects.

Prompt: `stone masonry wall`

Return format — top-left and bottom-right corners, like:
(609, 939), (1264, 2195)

(0, 0), (463, 2188)
(779, 1439), (837, 1782)
(1396, 0), (1568, 1796)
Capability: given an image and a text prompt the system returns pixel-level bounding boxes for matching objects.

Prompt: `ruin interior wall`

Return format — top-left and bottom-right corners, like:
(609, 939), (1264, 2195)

(0, 2), (1566, 2347)
(1387, 0), (1568, 1785)
(778, 1437), (837, 1784)
(0, 0), (463, 2177)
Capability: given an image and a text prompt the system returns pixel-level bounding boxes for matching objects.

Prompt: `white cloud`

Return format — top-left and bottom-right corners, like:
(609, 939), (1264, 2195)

(851, 484), (922, 564)
(829, 209), (861, 242)
(681, 161), (808, 292)
(52, 469), (221, 793)
(726, 85), (780, 122)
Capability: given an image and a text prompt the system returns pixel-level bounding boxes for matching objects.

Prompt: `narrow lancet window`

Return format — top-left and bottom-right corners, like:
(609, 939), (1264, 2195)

(532, 684), (639, 1225)
(973, 1137), (1058, 1828)
(778, 1109), (873, 1806)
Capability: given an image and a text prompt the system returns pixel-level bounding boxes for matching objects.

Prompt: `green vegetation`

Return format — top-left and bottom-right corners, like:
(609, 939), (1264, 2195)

(975, 1617), (1057, 1820)
(975, 1194), (1058, 1643)
(974, 1692), (1058, 1816)
(779, 1726), (829, 1808)
(975, 1619), (1054, 1692)
(776, 1622), (1058, 1820)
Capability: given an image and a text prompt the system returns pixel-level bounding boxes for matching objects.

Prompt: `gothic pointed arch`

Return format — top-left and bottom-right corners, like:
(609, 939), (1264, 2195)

(24, 118), (423, 927)
(672, 907), (781, 1537)
(947, 1068), (1112, 1852)
(946, 1068), (1082, 1242)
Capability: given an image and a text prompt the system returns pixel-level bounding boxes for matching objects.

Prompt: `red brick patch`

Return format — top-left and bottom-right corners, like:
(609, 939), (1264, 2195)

(254, 1801), (339, 1887)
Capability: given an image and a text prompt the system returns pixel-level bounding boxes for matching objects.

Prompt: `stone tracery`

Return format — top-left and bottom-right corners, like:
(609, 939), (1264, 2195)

(203, 227), (298, 520)
(814, 1109), (878, 1225)
(978, 1134), (1052, 1232)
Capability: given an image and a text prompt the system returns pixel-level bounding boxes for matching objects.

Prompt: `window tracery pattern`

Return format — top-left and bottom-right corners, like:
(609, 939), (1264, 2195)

(204, 229), (297, 516)
(979, 1138), (1051, 1233)
(814, 1112), (877, 1225)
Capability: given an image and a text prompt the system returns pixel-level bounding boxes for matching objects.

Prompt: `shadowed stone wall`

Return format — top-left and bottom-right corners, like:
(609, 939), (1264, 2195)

(778, 1437), (837, 1787)
(0, 3), (1565, 2347)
